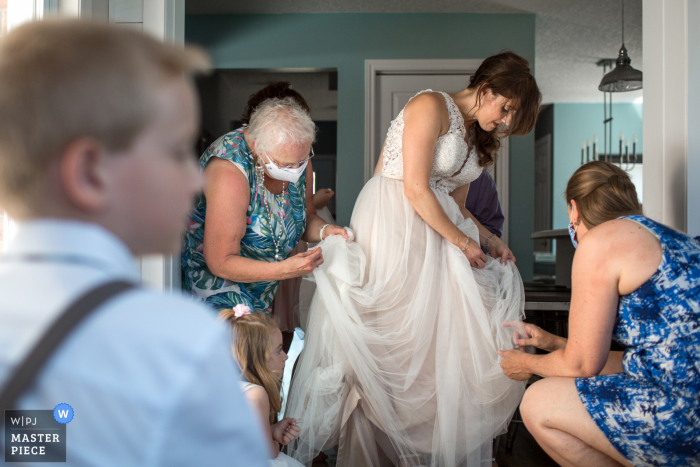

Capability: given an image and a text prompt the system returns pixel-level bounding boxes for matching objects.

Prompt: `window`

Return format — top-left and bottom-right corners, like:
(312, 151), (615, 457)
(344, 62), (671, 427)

(0, 0), (42, 253)
(0, 0), (7, 36)
(0, 1), (6, 252)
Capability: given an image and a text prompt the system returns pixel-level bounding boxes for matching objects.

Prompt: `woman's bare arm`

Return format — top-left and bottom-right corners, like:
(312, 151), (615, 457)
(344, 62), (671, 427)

(451, 184), (516, 264)
(202, 158), (322, 282)
(500, 220), (662, 379)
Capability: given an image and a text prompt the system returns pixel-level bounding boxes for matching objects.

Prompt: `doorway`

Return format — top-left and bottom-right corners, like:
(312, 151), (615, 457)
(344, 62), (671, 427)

(195, 68), (339, 217)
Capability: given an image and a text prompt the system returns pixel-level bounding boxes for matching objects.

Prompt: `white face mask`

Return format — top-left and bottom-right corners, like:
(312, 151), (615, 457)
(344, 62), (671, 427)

(261, 152), (308, 184)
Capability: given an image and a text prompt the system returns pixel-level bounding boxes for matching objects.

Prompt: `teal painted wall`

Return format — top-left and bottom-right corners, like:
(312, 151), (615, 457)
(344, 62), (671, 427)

(186, 13), (537, 280)
(552, 103), (643, 229)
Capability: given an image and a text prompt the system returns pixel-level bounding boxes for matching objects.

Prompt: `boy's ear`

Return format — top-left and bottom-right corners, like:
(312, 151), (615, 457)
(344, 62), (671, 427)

(59, 137), (108, 213)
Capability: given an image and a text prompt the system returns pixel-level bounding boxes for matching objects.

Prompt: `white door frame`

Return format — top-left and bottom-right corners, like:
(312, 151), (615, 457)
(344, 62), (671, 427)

(642, 0), (697, 234)
(138, 0), (185, 291)
(364, 59), (510, 244)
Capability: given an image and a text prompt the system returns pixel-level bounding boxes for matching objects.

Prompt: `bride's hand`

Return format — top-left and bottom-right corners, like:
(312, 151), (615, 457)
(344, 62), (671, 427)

(487, 236), (516, 264)
(460, 237), (488, 268)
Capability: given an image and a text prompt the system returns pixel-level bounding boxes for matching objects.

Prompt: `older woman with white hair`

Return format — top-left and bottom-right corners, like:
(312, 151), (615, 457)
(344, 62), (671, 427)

(182, 97), (348, 312)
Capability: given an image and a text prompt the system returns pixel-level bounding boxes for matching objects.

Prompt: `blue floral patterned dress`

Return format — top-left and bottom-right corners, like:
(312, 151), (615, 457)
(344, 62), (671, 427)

(576, 215), (700, 467)
(181, 129), (307, 312)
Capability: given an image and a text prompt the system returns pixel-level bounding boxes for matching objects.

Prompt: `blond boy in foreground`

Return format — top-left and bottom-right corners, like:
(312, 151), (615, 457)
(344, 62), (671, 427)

(0, 19), (267, 466)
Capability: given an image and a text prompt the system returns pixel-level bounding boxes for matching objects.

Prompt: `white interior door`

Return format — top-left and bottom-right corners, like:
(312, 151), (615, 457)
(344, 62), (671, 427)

(374, 73), (471, 170)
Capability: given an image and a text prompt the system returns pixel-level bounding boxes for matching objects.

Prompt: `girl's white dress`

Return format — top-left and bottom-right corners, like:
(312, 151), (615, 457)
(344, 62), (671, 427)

(286, 90), (526, 467)
(239, 382), (305, 467)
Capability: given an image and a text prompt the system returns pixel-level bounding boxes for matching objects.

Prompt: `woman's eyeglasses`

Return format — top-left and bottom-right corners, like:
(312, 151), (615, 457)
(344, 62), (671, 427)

(260, 147), (315, 169)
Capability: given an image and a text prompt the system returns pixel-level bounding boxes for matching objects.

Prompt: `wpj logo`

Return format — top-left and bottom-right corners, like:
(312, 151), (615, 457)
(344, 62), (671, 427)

(4, 404), (72, 463)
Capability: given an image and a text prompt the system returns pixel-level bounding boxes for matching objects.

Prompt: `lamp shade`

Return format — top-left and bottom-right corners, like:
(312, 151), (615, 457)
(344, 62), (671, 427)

(599, 44), (643, 92)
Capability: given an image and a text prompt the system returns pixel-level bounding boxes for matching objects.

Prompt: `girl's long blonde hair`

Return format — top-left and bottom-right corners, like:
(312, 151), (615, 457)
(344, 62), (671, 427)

(219, 310), (282, 424)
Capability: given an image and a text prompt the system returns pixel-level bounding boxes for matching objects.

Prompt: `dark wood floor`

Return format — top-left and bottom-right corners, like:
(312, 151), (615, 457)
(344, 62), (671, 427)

(310, 421), (560, 467)
(495, 421), (560, 467)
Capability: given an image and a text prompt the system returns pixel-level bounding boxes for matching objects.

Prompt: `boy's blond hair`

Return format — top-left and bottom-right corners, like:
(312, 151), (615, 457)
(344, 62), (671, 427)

(0, 19), (210, 215)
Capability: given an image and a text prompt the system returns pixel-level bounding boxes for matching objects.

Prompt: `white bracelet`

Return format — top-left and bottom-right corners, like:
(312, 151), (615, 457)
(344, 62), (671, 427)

(319, 224), (330, 240)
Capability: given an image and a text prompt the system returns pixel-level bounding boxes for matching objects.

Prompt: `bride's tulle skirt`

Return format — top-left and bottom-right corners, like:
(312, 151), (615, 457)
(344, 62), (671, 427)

(286, 175), (526, 467)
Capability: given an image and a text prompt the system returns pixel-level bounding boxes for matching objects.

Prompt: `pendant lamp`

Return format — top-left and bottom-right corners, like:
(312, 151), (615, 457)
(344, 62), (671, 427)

(598, 0), (642, 92)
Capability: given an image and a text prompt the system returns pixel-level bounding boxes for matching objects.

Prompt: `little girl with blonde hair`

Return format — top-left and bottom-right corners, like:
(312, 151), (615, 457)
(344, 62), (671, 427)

(220, 306), (302, 467)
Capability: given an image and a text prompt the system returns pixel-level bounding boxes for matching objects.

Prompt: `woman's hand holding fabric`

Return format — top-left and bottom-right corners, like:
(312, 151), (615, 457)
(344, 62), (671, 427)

(282, 248), (324, 278)
(487, 236), (516, 264)
(497, 349), (533, 381)
(321, 224), (352, 241)
(503, 321), (567, 352)
(271, 418), (300, 446)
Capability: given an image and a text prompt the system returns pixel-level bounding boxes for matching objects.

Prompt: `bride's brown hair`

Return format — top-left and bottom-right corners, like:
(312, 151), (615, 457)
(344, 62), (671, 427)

(468, 51), (541, 167)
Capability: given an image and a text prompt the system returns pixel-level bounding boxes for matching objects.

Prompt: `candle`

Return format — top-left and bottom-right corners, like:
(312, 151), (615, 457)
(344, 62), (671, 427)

(581, 143), (585, 165)
(619, 133), (624, 165)
(586, 139), (590, 163)
(593, 136), (598, 161)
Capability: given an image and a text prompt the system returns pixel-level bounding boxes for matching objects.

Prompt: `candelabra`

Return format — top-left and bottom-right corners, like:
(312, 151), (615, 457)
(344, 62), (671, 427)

(581, 133), (638, 172)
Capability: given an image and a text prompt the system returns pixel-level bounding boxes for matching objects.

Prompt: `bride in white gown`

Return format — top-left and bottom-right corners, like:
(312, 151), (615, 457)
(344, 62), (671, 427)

(286, 52), (542, 467)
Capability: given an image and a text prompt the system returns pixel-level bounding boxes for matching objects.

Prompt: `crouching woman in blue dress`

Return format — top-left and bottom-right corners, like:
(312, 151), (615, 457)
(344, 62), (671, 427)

(499, 161), (700, 467)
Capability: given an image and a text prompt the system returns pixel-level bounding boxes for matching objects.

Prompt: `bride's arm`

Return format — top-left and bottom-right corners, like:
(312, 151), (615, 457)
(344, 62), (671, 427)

(451, 184), (516, 264)
(402, 94), (488, 268)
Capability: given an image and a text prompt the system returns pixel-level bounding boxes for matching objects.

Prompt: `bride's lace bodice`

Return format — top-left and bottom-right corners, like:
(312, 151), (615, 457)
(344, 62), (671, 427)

(380, 90), (483, 195)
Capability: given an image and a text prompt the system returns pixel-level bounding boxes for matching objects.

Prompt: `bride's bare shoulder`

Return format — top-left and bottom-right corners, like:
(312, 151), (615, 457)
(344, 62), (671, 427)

(403, 92), (450, 130)
(405, 92), (447, 113)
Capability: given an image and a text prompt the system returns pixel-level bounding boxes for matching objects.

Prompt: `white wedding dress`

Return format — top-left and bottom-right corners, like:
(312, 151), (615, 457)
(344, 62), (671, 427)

(286, 90), (526, 467)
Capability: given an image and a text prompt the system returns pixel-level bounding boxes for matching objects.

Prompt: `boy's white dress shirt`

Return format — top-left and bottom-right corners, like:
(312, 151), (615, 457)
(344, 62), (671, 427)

(0, 220), (268, 466)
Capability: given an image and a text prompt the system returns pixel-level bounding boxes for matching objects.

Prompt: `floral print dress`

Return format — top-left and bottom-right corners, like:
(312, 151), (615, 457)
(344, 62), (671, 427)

(576, 215), (700, 467)
(182, 129), (307, 312)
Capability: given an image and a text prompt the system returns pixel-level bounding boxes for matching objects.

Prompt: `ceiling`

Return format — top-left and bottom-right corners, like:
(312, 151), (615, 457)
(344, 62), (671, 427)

(186, 0), (644, 104)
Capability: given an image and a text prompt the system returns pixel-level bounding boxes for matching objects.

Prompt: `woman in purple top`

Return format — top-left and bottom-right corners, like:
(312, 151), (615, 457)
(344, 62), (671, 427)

(465, 170), (504, 238)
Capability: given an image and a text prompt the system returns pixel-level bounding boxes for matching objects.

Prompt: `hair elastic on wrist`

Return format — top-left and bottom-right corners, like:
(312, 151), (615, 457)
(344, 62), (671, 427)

(484, 233), (496, 250)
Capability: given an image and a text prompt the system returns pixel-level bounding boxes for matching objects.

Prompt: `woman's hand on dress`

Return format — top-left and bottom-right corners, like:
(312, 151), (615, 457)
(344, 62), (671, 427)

(282, 248), (324, 278)
(461, 237), (488, 268)
(322, 224), (353, 242)
(271, 418), (300, 445)
(487, 236), (516, 264)
(497, 349), (533, 381)
(502, 321), (567, 352)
